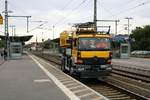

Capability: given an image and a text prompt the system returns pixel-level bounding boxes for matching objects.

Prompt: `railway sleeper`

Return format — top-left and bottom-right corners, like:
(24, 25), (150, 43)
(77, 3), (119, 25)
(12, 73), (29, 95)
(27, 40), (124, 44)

(104, 92), (122, 96)
(97, 88), (116, 92)
(110, 96), (131, 100)
(90, 86), (110, 90)
(106, 94), (128, 98)
(113, 65), (150, 77)
(98, 90), (118, 94)
(112, 70), (150, 83)
(106, 76), (150, 98)
(110, 73), (150, 90)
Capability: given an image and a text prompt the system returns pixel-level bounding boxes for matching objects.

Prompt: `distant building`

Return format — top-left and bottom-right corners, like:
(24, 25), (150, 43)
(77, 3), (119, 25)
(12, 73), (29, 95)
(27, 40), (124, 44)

(0, 35), (33, 45)
(112, 34), (129, 43)
(27, 42), (43, 51)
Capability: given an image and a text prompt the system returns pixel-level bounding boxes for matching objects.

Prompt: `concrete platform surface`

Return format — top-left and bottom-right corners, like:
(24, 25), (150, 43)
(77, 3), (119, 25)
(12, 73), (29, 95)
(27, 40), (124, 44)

(0, 54), (69, 100)
(112, 57), (150, 70)
(0, 56), (4, 65)
(0, 54), (109, 100)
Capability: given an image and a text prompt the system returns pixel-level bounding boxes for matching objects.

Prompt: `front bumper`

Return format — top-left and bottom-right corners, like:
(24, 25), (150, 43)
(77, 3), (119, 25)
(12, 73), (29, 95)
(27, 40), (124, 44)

(73, 64), (112, 78)
(79, 70), (111, 78)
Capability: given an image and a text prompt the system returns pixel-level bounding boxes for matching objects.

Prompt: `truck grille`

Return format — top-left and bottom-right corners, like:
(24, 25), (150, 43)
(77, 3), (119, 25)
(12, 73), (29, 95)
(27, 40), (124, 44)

(81, 58), (107, 65)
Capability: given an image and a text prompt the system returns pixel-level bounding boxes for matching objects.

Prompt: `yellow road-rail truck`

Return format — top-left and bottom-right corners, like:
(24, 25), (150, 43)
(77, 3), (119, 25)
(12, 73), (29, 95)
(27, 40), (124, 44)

(60, 23), (112, 78)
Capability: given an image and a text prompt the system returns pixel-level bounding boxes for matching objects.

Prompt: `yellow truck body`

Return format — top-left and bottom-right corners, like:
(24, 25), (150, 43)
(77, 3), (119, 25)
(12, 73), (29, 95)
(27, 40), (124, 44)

(60, 28), (112, 78)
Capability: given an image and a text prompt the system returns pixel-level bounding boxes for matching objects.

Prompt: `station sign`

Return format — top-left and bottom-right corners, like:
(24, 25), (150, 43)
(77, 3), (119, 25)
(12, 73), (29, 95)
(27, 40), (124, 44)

(0, 14), (3, 25)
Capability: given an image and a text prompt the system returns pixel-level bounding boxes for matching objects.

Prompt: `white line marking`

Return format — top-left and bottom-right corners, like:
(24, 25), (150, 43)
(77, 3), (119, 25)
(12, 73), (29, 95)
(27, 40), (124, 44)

(34, 79), (51, 83)
(65, 83), (79, 87)
(29, 55), (80, 100)
(78, 92), (95, 98)
(69, 85), (84, 90)
(60, 79), (72, 82)
(53, 74), (63, 76)
(56, 76), (68, 79)
(62, 80), (75, 84)
(57, 77), (69, 80)
(73, 88), (89, 93)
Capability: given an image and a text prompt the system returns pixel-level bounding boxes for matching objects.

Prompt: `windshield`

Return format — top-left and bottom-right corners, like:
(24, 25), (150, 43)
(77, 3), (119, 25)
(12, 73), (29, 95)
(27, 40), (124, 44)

(78, 37), (110, 51)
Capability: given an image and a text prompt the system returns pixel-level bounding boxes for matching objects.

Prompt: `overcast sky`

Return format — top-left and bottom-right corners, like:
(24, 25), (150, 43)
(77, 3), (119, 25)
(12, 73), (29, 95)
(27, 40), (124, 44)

(0, 0), (150, 43)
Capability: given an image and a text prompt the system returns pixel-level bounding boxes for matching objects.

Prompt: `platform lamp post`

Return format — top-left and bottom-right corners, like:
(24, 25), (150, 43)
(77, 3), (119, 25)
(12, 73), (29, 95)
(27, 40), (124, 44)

(3, 0), (13, 59)
(9, 25), (15, 42)
(124, 17), (133, 57)
(36, 35), (38, 51)
(125, 17), (133, 36)
(52, 25), (55, 53)
(42, 32), (44, 52)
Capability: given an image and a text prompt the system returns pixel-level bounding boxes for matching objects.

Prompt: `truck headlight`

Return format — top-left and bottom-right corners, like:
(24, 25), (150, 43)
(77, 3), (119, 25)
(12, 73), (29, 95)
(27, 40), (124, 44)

(101, 65), (107, 68)
(106, 67), (112, 70)
(78, 68), (84, 71)
(77, 59), (83, 64)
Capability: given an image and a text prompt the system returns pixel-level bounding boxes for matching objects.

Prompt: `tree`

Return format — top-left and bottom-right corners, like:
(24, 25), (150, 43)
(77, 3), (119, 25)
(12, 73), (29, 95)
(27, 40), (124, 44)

(43, 39), (53, 49)
(130, 25), (150, 50)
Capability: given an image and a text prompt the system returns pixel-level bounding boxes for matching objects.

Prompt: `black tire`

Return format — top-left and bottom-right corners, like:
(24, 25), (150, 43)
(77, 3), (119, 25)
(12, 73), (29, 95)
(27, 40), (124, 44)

(61, 58), (68, 73)
(68, 59), (74, 76)
(61, 59), (65, 71)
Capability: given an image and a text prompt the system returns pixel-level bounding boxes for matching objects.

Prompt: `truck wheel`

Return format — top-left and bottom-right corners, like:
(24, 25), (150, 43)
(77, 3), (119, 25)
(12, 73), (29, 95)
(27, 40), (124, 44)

(61, 59), (67, 73)
(68, 60), (74, 76)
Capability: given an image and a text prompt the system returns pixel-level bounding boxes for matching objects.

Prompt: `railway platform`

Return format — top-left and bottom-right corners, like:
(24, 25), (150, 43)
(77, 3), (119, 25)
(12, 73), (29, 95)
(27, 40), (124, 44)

(112, 57), (150, 71)
(0, 53), (108, 100)
(40, 51), (150, 71)
(0, 56), (4, 65)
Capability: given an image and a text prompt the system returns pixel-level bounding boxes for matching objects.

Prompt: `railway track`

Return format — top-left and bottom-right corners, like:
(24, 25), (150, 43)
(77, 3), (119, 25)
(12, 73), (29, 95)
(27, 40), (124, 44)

(80, 79), (142, 100)
(32, 52), (150, 100)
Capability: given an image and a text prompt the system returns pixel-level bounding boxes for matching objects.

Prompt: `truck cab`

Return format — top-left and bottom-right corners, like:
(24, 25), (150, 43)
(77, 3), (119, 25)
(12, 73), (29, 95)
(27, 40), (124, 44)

(60, 23), (112, 78)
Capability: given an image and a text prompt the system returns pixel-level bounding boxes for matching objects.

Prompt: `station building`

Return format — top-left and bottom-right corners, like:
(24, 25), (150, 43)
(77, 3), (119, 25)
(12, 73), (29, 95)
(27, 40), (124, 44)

(0, 35), (33, 59)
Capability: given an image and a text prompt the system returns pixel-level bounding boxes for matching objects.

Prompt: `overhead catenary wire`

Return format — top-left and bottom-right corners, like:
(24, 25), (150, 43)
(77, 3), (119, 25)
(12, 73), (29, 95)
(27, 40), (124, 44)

(55, 0), (88, 25)
(28, 21), (48, 33)
(54, 0), (89, 26)
(60, 0), (75, 11)
(121, 0), (139, 7)
(98, 0), (138, 18)
(98, 0), (150, 19)
(0, 0), (5, 13)
(98, 0), (150, 34)
(115, 0), (150, 17)
(98, 1), (116, 19)
(49, 0), (76, 27)
(6, 0), (51, 34)
(8, 0), (50, 24)
(8, 0), (29, 17)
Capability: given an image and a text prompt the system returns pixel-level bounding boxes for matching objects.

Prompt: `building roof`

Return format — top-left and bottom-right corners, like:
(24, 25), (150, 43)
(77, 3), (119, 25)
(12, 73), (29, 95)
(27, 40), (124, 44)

(0, 35), (33, 42)
(51, 38), (60, 43)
